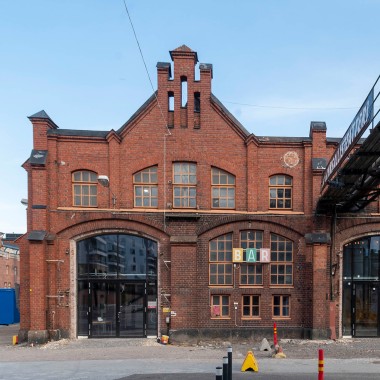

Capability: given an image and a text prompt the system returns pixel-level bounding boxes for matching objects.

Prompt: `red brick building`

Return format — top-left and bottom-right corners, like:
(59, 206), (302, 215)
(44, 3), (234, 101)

(20, 46), (380, 343)
(0, 234), (20, 289)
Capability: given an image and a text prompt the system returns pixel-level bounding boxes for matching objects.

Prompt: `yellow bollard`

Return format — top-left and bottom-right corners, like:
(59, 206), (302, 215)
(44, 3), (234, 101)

(12, 335), (18, 345)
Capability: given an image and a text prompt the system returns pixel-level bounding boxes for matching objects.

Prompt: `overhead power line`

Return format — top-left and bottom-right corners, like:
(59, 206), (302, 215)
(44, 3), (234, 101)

(222, 101), (357, 110)
(122, 0), (169, 132)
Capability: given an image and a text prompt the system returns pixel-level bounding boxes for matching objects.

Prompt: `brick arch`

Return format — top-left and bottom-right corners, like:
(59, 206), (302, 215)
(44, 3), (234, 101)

(336, 221), (380, 247)
(55, 218), (169, 244)
(198, 216), (304, 242)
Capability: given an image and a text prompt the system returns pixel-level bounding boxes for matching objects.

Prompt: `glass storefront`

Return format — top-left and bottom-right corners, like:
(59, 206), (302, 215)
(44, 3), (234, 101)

(77, 234), (157, 338)
(342, 236), (380, 337)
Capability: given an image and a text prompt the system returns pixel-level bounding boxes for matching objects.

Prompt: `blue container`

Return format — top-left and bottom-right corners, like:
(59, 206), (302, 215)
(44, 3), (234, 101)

(0, 288), (20, 324)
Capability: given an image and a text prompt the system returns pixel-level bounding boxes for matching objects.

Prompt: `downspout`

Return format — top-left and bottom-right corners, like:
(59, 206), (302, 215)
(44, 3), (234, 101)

(330, 206), (337, 301)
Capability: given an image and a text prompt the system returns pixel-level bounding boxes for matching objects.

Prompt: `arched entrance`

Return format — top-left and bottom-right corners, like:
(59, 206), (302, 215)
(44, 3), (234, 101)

(76, 234), (157, 338)
(342, 236), (380, 337)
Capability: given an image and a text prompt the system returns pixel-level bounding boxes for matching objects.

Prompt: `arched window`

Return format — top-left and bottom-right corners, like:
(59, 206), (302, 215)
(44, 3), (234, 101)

(269, 175), (292, 209)
(72, 170), (98, 207)
(270, 233), (293, 285)
(209, 233), (233, 285)
(133, 166), (158, 208)
(211, 168), (235, 209)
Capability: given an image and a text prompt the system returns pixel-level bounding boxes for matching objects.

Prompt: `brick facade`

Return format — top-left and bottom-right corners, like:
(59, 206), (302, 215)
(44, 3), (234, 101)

(20, 45), (380, 344)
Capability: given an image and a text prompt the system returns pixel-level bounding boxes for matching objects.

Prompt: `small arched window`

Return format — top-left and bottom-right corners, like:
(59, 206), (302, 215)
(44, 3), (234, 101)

(212, 168), (235, 209)
(133, 166), (158, 208)
(72, 170), (98, 207)
(269, 175), (292, 209)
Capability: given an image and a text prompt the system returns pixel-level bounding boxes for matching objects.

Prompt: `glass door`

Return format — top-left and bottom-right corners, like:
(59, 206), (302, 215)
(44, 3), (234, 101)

(90, 282), (116, 337)
(353, 282), (379, 337)
(119, 283), (145, 337)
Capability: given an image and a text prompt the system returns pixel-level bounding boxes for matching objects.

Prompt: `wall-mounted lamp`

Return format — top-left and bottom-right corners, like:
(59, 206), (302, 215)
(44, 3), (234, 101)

(97, 175), (117, 208)
(331, 263), (338, 276)
(20, 198), (28, 206)
(97, 175), (110, 188)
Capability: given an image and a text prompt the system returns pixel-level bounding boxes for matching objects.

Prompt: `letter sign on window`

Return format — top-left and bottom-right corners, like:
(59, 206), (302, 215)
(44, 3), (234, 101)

(246, 248), (257, 263)
(260, 248), (271, 263)
(233, 248), (243, 262)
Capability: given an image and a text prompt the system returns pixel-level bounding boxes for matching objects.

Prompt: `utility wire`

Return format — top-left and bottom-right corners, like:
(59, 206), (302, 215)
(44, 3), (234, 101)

(122, 0), (171, 232)
(222, 101), (357, 110)
(122, 0), (170, 134)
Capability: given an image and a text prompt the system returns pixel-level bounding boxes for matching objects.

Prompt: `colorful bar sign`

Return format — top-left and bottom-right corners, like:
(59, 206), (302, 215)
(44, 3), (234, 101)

(232, 248), (270, 263)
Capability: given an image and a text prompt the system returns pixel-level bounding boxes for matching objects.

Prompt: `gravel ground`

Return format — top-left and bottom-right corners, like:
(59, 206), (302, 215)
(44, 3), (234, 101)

(0, 337), (379, 362)
(1, 324), (380, 362)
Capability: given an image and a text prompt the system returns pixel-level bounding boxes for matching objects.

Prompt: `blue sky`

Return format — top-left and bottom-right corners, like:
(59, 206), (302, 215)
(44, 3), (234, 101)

(1, 0), (379, 234)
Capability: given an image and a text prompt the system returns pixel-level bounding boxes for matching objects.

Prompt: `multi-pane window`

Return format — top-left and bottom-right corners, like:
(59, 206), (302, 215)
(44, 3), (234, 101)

(209, 234), (233, 285)
(242, 295), (260, 318)
(273, 295), (290, 317)
(134, 166), (158, 208)
(270, 234), (293, 285)
(173, 163), (196, 208)
(211, 295), (230, 318)
(211, 168), (235, 209)
(72, 171), (97, 207)
(240, 231), (263, 285)
(240, 230), (263, 285)
(269, 175), (292, 209)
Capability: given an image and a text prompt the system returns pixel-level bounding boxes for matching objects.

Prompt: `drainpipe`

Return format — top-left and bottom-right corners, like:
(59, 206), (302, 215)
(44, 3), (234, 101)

(329, 206), (337, 301)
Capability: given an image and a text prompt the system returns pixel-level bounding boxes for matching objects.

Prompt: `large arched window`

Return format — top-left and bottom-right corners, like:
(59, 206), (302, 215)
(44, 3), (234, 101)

(343, 237), (380, 280)
(269, 175), (292, 209)
(72, 170), (98, 207)
(133, 166), (158, 208)
(77, 234), (157, 279)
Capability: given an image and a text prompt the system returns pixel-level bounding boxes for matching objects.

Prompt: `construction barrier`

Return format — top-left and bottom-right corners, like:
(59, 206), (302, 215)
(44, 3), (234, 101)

(241, 351), (259, 372)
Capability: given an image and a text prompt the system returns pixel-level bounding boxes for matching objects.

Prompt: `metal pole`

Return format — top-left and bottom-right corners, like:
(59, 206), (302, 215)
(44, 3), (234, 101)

(318, 349), (324, 380)
(227, 346), (232, 380)
(216, 366), (223, 380)
(223, 356), (228, 380)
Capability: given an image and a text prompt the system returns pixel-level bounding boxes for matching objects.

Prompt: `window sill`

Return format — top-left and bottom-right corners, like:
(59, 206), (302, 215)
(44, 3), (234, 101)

(208, 285), (234, 289)
(239, 285), (264, 288)
(272, 317), (291, 320)
(269, 286), (294, 289)
(241, 317), (261, 320)
(210, 317), (231, 320)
